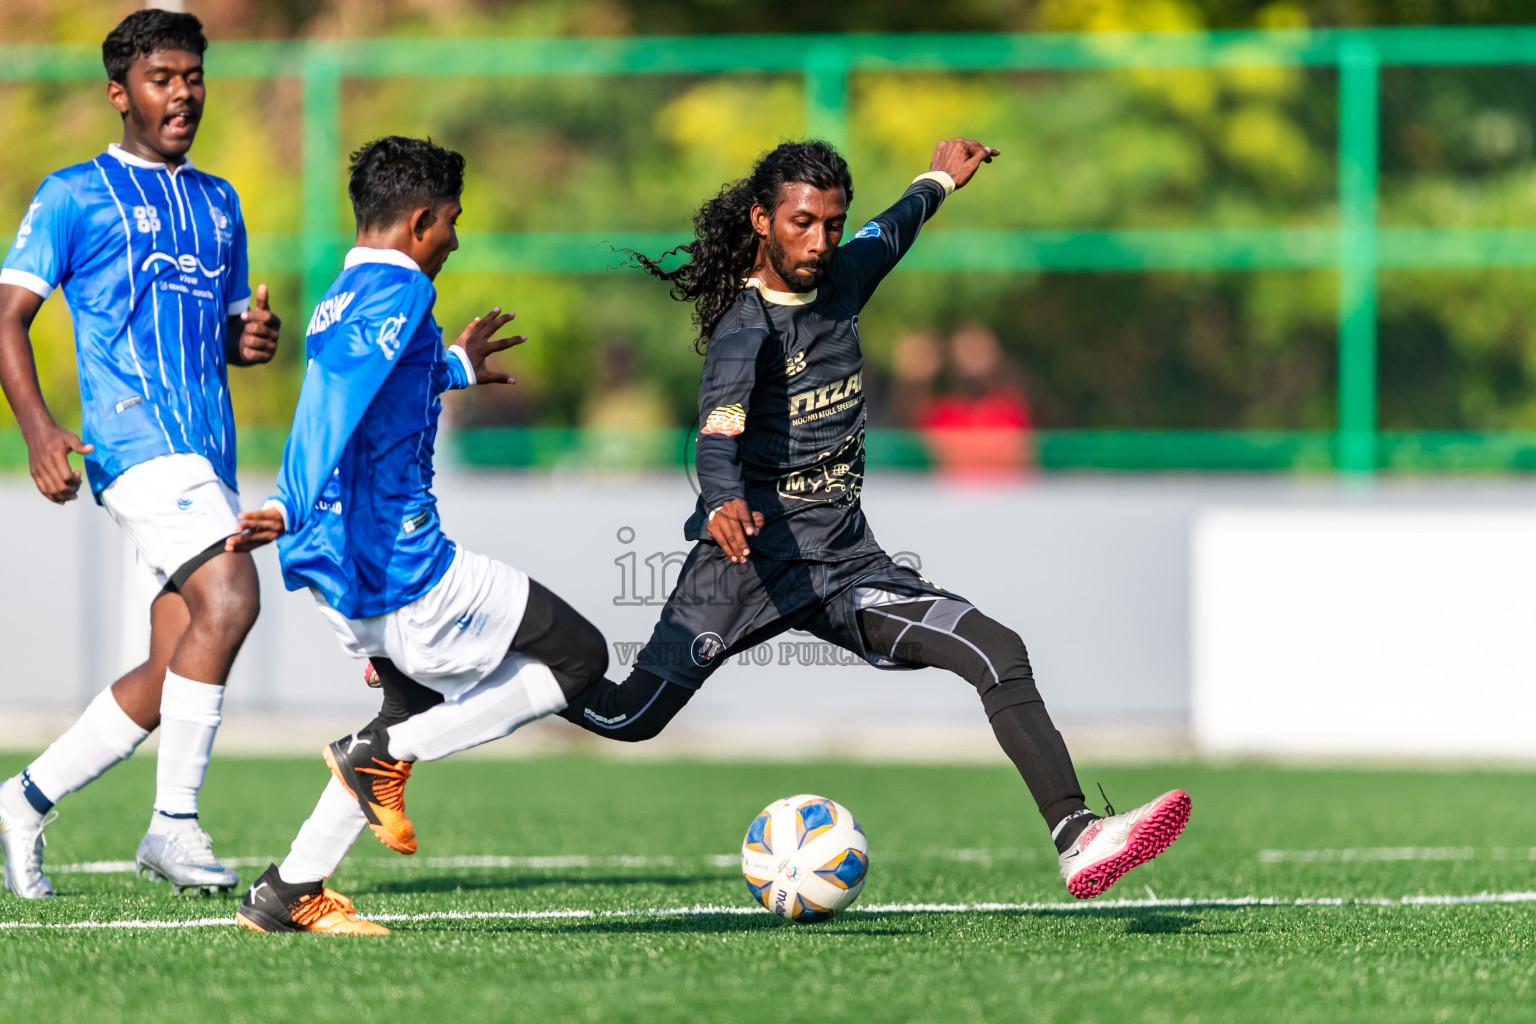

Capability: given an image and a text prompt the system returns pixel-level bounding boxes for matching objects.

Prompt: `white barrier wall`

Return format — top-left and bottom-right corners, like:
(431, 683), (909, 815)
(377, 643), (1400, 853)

(1193, 509), (1536, 759)
(0, 471), (1195, 757)
(11, 471), (1536, 759)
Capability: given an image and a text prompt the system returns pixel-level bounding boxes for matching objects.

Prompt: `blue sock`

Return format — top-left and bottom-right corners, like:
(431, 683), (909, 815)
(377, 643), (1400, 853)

(19, 770), (55, 816)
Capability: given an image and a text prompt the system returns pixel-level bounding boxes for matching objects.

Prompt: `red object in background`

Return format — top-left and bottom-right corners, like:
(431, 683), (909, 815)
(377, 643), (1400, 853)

(919, 386), (1035, 478)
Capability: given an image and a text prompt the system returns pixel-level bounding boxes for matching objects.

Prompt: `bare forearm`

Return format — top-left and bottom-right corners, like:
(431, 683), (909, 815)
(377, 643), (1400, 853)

(0, 294), (58, 438)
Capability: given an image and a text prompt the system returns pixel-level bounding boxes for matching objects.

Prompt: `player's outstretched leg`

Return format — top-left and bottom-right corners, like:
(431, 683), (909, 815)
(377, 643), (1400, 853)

(322, 727), (416, 855)
(236, 863), (388, 935)
(324, 652), (573, 855)
(1057, 789), (1191, 899)
(857, 595), (1191, 899)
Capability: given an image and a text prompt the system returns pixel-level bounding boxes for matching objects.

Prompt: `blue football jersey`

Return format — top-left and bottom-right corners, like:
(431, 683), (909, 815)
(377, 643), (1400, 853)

(268, 247), (475, 620)
(0, 144), (251, 498)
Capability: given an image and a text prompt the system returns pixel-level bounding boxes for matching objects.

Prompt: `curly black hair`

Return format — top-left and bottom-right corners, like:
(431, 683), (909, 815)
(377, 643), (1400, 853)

(625, 140), (853, 352)
(348, 136), (466, 232)
(102, 9), (207, 85)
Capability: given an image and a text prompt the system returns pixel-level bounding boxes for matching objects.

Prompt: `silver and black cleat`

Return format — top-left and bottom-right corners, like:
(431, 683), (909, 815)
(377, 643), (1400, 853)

(135, 826), (239, 896)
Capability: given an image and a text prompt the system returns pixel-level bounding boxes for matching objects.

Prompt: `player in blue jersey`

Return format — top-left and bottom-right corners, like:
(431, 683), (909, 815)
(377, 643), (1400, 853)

(224, 136), (607, 934)
(0, 10), (282, 898)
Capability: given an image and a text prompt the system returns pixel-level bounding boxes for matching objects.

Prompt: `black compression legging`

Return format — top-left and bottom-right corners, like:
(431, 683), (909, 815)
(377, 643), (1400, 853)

(367, 578), (608, 731)
(557, 598), (1088, 830)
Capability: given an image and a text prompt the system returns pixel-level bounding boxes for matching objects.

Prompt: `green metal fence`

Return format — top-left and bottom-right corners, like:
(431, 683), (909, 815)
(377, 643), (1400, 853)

(8, 28), (1536, 473)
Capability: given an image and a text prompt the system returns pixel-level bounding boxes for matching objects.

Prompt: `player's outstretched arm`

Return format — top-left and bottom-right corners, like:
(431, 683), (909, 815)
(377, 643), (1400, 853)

(227, 283), (281, 366)
(927, 137), (999, 191)
(841, 138), (998, 305)
(0, 284), (93, 504)
(452, 306), (526, 385)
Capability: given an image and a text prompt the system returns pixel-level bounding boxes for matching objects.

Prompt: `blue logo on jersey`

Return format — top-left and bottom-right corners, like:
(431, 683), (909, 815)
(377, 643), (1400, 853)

(455, 615), (474, 631)
(852, 222), (882, 240)
(176, 497), (193, 511)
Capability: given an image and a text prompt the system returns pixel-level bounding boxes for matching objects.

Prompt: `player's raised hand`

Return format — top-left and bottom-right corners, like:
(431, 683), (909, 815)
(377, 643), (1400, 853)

(454, 306), (526, 385)
(929, 138), (1000, 190)
(24, 420), (93, 504)
(235, 284), (281, 365)
(226, 506), (287, 553)
(708, 498), (765, 564)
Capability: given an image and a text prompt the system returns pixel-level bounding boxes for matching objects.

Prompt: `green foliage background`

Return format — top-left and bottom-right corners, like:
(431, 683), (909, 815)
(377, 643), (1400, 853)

(6, 0), (1536, 444)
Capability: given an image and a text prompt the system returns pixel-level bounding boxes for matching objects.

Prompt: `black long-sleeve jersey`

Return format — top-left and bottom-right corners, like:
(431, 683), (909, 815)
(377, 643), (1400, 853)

(684, 173), (953, 559)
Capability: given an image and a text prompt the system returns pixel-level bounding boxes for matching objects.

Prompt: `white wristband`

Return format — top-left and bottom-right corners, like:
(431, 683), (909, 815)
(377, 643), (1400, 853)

(261, 497), (289, 531)
(913, 170), (957, 197)
(448, 344), (477, 385)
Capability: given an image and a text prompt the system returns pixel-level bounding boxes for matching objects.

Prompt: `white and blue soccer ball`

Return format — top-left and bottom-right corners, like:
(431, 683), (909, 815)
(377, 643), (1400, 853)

(740, 793), (869, 922)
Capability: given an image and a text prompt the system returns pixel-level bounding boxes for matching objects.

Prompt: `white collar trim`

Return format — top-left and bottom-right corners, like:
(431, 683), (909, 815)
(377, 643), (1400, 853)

(106, 143), (193, 173)
(344, 246), (423, 273)
(744, 276), (817, 306)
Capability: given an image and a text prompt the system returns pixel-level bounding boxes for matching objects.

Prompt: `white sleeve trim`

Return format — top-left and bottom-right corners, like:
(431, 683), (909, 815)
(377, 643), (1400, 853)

(261, 498), (289, 532)
(448, 344), (477, 386)
(0, 268), (54, 300)
(227, 297), (251, 316)
(913, 171), (957, 197)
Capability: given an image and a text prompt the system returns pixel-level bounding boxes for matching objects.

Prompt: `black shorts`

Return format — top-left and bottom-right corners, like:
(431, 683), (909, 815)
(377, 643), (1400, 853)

(633, 541), (960, 689)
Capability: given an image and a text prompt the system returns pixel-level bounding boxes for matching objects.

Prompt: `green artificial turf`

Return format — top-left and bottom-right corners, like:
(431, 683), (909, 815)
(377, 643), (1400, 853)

(0, 754), (1532, 1023)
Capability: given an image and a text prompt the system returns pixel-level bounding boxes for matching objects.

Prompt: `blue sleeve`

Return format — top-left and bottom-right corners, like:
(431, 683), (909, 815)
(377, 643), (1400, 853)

(443, 342), (473, 391)
(695, 326), (767, 513)
(0, 176), (83, 300)
(224, 192), (251, 315)
(271, 275), (432, 533)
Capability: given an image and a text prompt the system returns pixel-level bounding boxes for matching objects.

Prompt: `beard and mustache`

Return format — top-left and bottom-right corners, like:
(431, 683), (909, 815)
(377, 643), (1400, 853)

(763, 227), (828, 292)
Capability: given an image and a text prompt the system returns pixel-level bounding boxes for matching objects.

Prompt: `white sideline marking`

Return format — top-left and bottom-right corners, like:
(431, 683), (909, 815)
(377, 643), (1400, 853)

(1257, 846), (1536, 863)
(47, 849), (1026, 875)
(6, 891), (1536, 931)
(59, 843), (1528, 877)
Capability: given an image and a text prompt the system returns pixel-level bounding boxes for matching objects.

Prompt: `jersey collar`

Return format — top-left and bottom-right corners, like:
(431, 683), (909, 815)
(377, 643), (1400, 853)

(743, 276), (817, 306)
(344, 247), (424, 274)
(105, 143), (194, 174)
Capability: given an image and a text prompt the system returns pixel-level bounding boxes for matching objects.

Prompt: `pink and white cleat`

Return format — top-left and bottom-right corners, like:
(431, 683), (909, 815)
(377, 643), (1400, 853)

(1058, 789), (1191, 899)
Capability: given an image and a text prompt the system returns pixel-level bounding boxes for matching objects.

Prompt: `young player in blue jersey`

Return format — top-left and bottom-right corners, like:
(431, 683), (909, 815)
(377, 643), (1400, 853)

(0, 11), (282, 898)
(225, 136), (607, 934)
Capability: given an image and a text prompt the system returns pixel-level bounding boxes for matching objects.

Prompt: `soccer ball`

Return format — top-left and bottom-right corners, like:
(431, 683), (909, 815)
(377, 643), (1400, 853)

(740, 794), (869, 922)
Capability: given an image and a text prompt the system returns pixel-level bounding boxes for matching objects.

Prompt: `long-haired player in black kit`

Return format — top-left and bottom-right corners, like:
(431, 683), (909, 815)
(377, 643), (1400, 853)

(559, 138), (1191, 898)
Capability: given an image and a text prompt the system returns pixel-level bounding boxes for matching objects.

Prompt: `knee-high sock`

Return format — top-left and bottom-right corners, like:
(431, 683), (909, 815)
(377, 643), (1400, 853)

(858, 598), (1088, 832)
(153, 672), (225, 819)
(385, 655), (567, 763)
(278, 776), (369, 886)
(5, 687), (150, 822)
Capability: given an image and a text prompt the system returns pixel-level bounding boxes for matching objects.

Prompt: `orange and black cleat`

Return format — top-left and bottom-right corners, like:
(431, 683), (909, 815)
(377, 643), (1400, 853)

(322, 727), (417, 855)
(235, 864), (389, 935)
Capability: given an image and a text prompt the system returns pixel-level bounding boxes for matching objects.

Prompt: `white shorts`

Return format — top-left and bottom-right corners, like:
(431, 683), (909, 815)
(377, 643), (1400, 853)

(100, 453), (241, 599)
(312, 546), (531, 700)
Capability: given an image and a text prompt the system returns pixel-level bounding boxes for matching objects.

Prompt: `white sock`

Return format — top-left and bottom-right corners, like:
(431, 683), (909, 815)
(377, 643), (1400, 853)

(153, 671), (225, 820)
(386, 655), (566, 763)
(278, 776), (368, 885)
(10, 687), (150, 820)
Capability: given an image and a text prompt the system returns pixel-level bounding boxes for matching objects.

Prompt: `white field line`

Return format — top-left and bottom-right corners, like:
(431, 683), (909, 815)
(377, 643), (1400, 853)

(6, 891), (1536, 931)
(1257, 846), (1536, 863)
(47, 849), (1035, 875)
(51, 844), (1530, 876)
